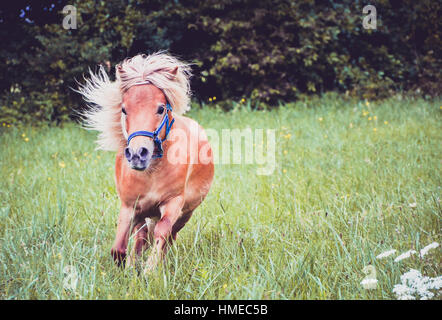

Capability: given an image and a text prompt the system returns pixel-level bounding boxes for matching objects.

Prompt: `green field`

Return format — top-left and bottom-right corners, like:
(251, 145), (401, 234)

(0, 95), (441, 299)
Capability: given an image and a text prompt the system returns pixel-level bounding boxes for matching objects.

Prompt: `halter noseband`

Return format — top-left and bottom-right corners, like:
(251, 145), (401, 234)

(126, 103), (175, 158)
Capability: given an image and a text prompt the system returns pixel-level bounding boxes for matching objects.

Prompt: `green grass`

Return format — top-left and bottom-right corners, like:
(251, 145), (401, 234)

(0, 94), (441, 300)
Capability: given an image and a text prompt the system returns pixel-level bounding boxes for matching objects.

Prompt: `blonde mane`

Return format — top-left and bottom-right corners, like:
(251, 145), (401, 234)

(78, 52), (192, 151)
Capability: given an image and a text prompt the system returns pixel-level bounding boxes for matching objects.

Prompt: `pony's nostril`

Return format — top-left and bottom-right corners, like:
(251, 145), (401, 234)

(124, 147), (133, 161)
(138, 147), (149, 160)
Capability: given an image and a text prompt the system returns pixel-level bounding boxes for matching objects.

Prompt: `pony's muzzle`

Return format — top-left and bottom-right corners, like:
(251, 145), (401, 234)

(125, 146), (149, 170)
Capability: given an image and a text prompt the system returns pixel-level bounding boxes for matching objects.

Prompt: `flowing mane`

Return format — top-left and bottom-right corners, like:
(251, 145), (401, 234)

(78, 52), (192, 151)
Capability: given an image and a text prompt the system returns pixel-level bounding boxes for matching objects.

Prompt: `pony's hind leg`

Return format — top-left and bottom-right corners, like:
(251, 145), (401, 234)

(146, 217), (158, 247)
(126, 221), (148, 269)
(144, 196), (184, 274)
(127, 217), (158, 271)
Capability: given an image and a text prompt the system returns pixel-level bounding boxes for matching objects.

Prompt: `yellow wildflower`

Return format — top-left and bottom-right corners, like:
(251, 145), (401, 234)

(283, 169), (287, 173)
(373, 128), (377, 132)
(84, 152), (88, 157)
(22, 133), (26, 137)
(222, 284), (227, 289)
(368, 117), (372, 121)
(59, 161), (66, 168)
(48, 177), (52, 181)
(284, 133), (291, 139)
(318, 117), (323, 122)
(283, 150), (288, 155)
(24, 137), (29, 142)
(373, 116), (377, 120)
(365, 101), (370, 107)
(349, 123), (353, 128)
(7, 124), (11, 127)
(241, 98), (246, 103)
(2, 123), (5, 126)
(209, 97), (212, 102)
(384, 121), (388, 125)
(213, 96), (216, 101)
(324, 135), (328, 139)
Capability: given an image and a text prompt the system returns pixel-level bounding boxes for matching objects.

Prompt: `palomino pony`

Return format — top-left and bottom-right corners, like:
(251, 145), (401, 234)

(78, 53), (214, 272)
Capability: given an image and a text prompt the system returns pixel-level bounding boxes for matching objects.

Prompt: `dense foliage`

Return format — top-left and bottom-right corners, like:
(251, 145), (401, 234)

(1, 0), (440, 123)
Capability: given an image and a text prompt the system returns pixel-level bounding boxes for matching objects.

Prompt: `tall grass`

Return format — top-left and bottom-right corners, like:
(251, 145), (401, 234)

(0, 95), (440, 299)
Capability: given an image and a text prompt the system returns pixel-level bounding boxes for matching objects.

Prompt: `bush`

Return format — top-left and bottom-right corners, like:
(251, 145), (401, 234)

(0, 0), (440, 124)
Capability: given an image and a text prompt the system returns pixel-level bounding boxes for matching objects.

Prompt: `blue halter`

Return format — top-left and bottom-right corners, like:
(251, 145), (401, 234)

(126, 103), (174, 158)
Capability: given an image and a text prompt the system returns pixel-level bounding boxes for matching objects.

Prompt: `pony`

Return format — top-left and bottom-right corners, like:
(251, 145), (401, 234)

(78, 53), (214, 272)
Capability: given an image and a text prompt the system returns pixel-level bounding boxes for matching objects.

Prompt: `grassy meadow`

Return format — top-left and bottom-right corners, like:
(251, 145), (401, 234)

(0, 95), (441, 299)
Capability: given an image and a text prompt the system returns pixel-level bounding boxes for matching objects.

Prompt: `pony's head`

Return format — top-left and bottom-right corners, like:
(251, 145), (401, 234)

(78, 52), (191, 170)
(121, 83), (172, 170)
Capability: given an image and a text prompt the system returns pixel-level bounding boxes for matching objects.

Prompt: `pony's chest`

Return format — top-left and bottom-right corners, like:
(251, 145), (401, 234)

(116, 166), (171, 209)
(115, 153), (185, 216)
(118, 174), (162, 204)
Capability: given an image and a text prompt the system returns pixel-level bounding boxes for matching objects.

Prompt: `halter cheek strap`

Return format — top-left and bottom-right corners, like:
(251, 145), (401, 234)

(126, 103), (174, 158)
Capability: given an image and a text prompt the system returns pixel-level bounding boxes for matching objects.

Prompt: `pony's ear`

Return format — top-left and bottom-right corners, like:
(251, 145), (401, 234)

(115, 64), (123, 79)
(170, 66), (179, 77)
(164, 66), (179, 80)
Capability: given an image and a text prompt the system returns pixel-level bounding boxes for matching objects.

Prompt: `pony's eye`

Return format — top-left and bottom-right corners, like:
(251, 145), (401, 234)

(122, 107), (127, 115)
(157, 106), (165, 114)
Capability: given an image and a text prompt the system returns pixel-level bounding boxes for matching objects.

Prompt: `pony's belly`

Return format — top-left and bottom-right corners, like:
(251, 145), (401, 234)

(137, 202), (162, 221)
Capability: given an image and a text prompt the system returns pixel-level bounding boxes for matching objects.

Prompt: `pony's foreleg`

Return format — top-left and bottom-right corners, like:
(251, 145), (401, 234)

(111, 206), (133, 267)
(144, 196), (184, 273)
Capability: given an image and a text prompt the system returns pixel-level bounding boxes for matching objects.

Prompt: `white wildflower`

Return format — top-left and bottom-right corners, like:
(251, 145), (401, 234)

(393, 269), (442, 300)
(394, 250), (416, 262)
(428, 276), (442, 290)
(420, 242), (439, 258)
(376, 249), (397, 259)
(397, 294), (416, 300)
(393, 284), (413, 298)
(401, 269), (421, 282)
